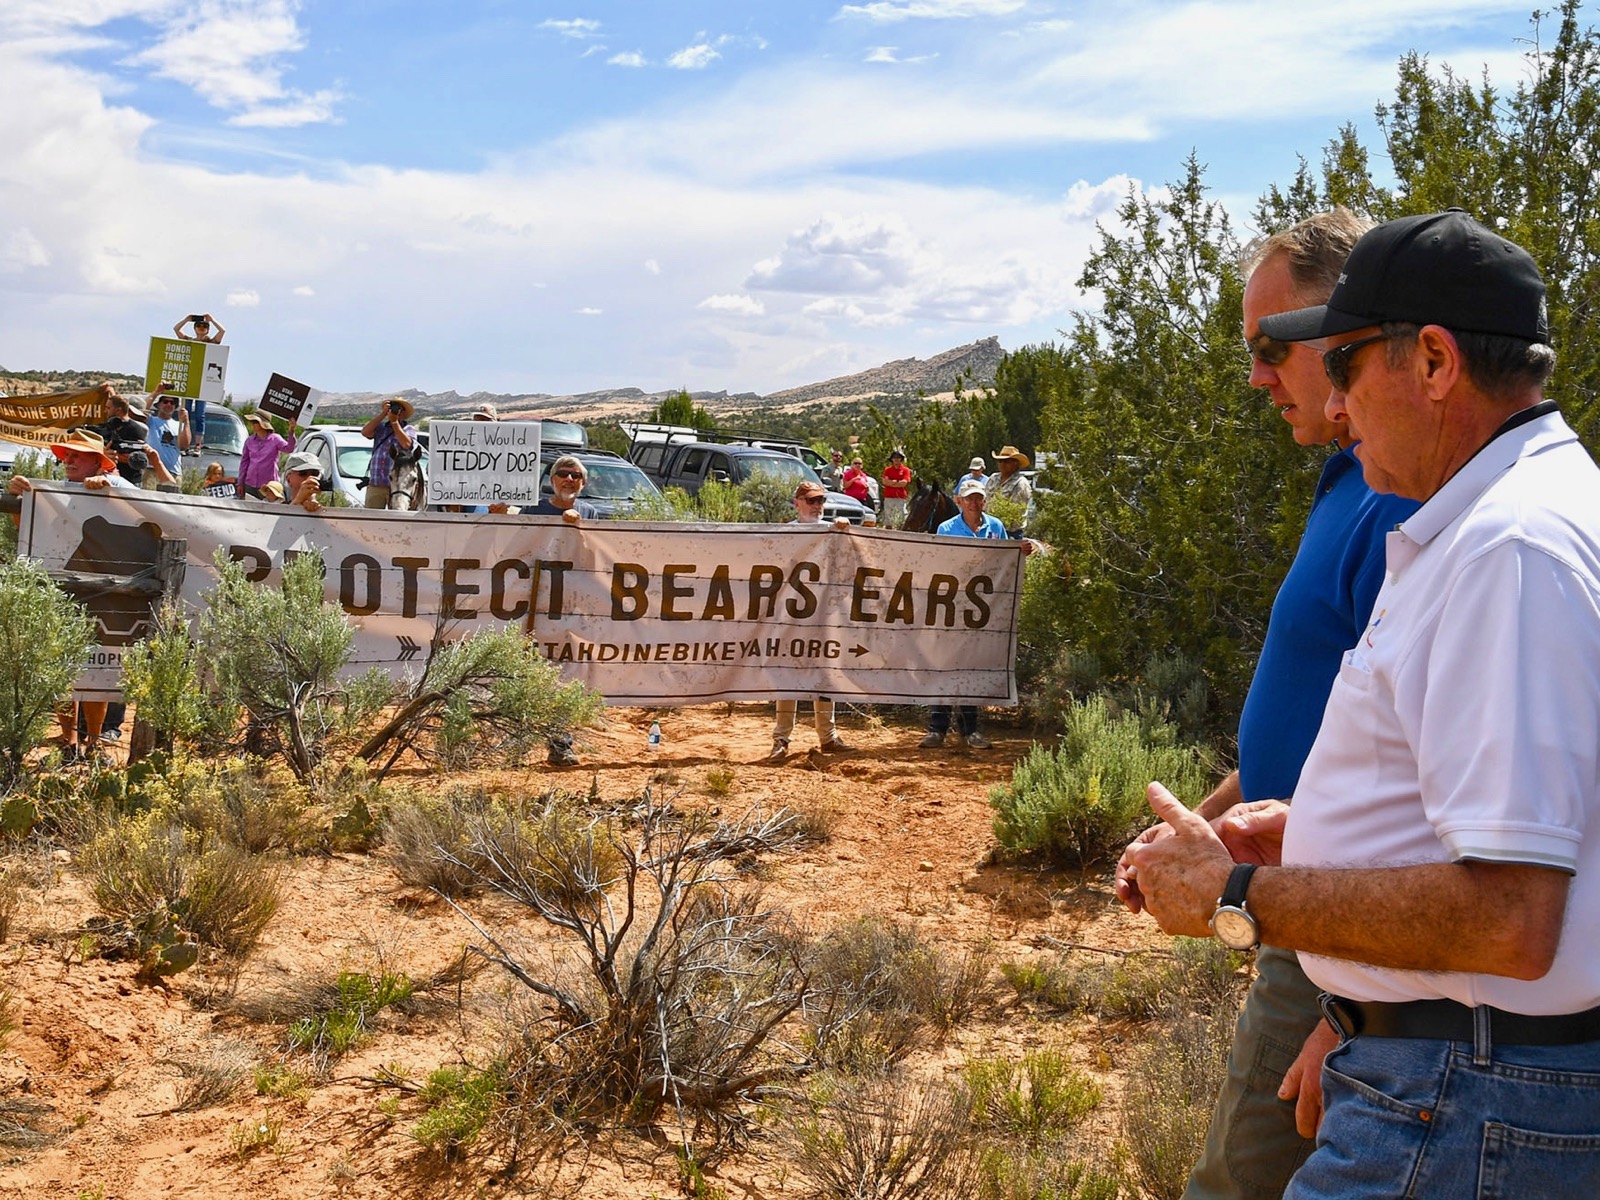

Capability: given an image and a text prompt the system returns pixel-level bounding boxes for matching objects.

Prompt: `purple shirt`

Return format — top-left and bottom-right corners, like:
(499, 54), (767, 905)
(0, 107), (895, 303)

(238, 430), (295, 490)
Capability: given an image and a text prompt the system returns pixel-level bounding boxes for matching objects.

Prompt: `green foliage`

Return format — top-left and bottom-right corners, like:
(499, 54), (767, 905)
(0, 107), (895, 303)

(253, 1062), (312, 1102)
(414, 1062), (507, 1154)
(651, 388), (718, 430)
(0, 559), (95, 782)
(737, 470), (801, 522)
(989, 697), (1208, 868)
(1030, 160), (1320, 733)
(976, 1146), (1126, 1200)
(119, 601), (216, 751)
(199, 549), (386, 785)
(287, 969), (414, 1062)
(961, 1046), (1101, 1147)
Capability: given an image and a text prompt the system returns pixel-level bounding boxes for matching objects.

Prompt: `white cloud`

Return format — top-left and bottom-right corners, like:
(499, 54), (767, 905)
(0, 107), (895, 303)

(539, 18), (602, 40)
(226, 289), (261, 307)
(608, 50), (647, 67)
(864, 46), (937, 64)
(749, 213), (931, 294)
(643, 259), (661, 275)
(293, 285), (315, 296)
(1, 228), (50, 272)
(838, 0), (1026, 22)
(699, 293), (766, 316)
(668, 44), (721, 70)
(575, 307), (603, 316)
(1061, 175), (1136, 222)
(125, 0), (341, 127)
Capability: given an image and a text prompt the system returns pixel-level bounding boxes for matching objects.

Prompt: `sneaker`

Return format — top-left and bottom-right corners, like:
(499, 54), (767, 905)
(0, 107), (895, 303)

(546, 746), (580, 767)
(61, 743), (81, 766)
(819, 736), (850, 753)
(766, 739), (789, 762)
(918, 731), (945, 749)
(100, 729), (123, 744)
(965, 732), (992, 750)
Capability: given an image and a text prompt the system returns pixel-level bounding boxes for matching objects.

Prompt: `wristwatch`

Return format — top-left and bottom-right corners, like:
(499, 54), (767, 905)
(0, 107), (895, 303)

(1210, 863), (1260, 951)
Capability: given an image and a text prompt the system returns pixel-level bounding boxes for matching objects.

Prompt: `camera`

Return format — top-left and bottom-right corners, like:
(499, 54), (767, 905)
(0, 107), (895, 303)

(189, 314), (205, 324)
(388, 401), (402, 414)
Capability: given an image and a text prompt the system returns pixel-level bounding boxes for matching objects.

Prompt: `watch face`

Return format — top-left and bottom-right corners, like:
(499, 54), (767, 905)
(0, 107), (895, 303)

(1211, 907), (1258, 951)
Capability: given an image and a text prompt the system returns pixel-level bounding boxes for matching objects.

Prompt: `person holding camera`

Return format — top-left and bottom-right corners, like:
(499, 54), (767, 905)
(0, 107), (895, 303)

(85, 384), (152, 486)
(173, 312), (224, 452)
(280, 452), (324, 513)
(237, 411), (298, 499)
(360, 397), (419, 510)
(144, 383), (190, 483)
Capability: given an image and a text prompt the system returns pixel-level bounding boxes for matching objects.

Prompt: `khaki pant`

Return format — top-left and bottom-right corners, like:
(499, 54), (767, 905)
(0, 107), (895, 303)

(364, 484), (391, 509)
(773, 698), (836, 746)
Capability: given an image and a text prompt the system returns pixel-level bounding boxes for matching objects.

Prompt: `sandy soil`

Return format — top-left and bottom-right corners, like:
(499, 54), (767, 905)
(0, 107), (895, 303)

(0, 703), (1166, 1199)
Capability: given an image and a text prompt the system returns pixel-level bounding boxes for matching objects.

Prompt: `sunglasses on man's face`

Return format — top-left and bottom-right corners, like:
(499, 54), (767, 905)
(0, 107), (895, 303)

(1246, 333), (1295, 366)
(553, 470), (585, 481)
(1322, 331), (1406, 392)
(799, 496), (825, 507)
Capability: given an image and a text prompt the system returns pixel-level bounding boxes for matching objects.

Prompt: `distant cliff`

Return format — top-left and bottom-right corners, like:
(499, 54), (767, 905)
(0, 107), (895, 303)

(761, 337), (1004, 405)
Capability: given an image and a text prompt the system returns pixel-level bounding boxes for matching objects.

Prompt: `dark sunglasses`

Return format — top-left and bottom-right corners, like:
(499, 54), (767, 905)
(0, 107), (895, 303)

(798, 496), (825, 506)
(1323, 331), (1407, 391)
(552, 469), (585, 480)
(1246, 333), (1294, 366)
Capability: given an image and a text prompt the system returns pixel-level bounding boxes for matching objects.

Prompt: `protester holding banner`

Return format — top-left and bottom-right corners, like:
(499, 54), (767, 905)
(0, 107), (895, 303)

(237, 412), (298, 499)
(769, 480), (852, 762)
(145, 386), (190, 483)
(173, 312), (224, 452)
(360, 398), (419, 510)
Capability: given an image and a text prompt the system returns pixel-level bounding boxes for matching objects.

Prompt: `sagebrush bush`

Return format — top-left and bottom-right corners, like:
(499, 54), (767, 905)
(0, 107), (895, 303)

(82, 813), (281, 958)
(119, 600), (216, 752)
(961, 1045), (1101, 1148)
(1123, 1014), (1234, 1200)
(989, 696), (1208, 868)
(0, 559), (95, 782)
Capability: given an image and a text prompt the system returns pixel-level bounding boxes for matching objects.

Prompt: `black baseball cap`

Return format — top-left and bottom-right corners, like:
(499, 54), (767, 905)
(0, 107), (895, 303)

(1258, 210), (1549, 345)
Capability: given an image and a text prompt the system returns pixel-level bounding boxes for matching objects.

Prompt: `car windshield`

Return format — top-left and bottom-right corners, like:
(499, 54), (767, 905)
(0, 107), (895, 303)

(743, 457), (811, 485)
(582, 462), (656, 499)
(200, 414), (246, 455)
(337, 445), (374, 478)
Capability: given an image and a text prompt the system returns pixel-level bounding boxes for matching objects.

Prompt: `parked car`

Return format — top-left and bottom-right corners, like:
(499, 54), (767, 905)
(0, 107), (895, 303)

(634, 440), (871, 523)
(184, 405), (248, 481)
(296, 424), (429, 507)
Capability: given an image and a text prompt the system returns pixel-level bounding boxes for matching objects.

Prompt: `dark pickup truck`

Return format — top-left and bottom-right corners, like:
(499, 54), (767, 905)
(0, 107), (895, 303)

(632, 440), (871, 524)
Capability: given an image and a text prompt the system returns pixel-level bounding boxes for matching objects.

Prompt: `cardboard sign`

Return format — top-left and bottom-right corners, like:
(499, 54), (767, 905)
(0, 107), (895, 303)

(257, 373), (320, 425)
(145, 338), (228, 402)
(19, 488), (1025, 706)
(425, 420), (543, 506)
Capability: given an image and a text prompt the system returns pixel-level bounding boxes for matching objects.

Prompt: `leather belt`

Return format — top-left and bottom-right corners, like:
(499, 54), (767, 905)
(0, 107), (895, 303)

(1321, 993), (1600, 1046)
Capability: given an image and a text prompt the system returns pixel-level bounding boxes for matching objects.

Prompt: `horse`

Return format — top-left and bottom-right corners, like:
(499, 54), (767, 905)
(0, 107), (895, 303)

(903, 477), (957, 533)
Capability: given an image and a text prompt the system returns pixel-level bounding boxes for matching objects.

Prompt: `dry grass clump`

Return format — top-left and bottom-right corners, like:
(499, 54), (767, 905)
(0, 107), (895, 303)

(168, 1033), (256, 1112)
(80, 813), (281, 959)
(784, 792), (846, 843)
(776, 1070), (983, 1200)
(1122, 1013), (1234, 1200)
(1002, 937), (1244, 1021)
(804, 917), (994, 1073)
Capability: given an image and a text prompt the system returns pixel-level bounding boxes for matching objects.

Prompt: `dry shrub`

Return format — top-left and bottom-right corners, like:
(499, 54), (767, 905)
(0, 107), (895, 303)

(960, 1045), (1101, 1148)
(785, 793), (845, 843)
(383, 789), (484, 897)
(805, 918), (993, 1073)
(1122, 1013), (1234, 1200)
(168, 1034), (255, 1111)
(1002, 937), (1244, 1022)
(81, 814), (281, 958)
(777, 1071), (982, 1200)
(0, 864), (23, 944)
(976, 1145), (1127, 1200)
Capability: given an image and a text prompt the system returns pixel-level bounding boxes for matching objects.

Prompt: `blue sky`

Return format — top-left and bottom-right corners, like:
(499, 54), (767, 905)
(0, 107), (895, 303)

(0, 0), (1554, 400)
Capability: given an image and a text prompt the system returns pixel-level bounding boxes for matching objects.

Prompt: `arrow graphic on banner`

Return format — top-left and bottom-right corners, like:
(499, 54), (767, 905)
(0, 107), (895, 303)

(396, 636), (420, 662)
(850, 645), (868, 657)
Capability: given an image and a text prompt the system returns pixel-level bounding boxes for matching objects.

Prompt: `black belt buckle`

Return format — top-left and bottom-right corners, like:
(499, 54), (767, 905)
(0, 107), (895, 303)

(1320, 992), (1362, 1039)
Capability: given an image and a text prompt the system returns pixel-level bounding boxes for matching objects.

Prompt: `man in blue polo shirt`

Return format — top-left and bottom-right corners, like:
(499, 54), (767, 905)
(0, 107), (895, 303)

(1117, 210), (1418, 1200)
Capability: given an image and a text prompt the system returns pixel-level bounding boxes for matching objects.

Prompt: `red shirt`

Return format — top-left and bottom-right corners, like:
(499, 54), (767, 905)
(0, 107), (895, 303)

(881, 462), (911, 499)
(841, 465), (872, 503)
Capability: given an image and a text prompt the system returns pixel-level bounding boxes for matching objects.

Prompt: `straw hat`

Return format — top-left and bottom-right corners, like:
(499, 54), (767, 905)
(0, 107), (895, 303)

(50, 429), (116, 474)
(991, 445), (1031, 468)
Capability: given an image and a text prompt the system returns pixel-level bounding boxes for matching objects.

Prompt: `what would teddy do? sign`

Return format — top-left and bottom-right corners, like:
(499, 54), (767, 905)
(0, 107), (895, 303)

(18, 486), (1024, 707)
(426, 420), (544, 507)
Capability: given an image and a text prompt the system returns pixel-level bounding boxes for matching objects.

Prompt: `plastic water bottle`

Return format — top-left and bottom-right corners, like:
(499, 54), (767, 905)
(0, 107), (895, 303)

(648, 720), (662, 748)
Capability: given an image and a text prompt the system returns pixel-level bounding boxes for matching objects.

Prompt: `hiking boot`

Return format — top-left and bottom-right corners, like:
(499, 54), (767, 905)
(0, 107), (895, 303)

(918, 731), (945, 749)
(766, 739), (789, 762)
(819, 736), (850, 753)
(965, 732), (992, 750)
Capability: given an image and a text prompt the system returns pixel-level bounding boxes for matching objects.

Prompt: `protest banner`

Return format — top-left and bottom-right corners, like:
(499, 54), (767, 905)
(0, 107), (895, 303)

(145, 338), (229, 403)
(0, 387), (108, 447)
(19, 487), (1024, 705)
(257, 373), (320, 425)
(426, 420), (543, 506)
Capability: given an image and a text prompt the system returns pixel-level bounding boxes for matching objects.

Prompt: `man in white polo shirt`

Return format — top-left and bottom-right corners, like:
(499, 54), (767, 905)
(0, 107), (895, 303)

(1125, 210), (1600, 1195)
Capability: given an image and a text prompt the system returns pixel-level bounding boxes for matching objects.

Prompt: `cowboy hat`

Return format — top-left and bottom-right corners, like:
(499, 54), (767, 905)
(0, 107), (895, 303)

(50, 430), (116, 474)
(385, 397), (416, 421)
(245, 411), (273, 429)
(991, 445), (1031, 468)
(470, 403), (498, 421)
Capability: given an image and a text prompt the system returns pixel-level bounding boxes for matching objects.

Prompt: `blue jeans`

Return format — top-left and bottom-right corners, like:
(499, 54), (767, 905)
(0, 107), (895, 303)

(1288, 1030), (1600, 1198)
(184, 397), (207, 442)
(927, 705), (977, 737)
